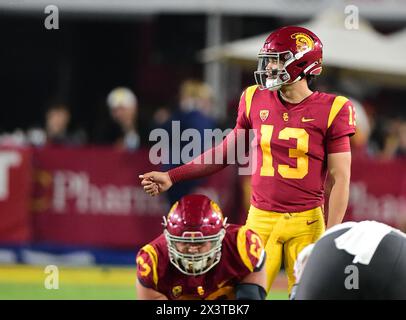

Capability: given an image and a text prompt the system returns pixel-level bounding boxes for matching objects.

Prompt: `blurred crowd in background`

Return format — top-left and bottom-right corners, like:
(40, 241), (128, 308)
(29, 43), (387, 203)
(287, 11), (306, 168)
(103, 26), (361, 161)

(0, 77), (405, 161)
(0, 7), (405, 162)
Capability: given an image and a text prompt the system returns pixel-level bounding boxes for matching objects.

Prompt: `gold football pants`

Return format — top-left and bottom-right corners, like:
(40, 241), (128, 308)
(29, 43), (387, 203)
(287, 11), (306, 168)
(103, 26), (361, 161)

(245, 205), (325, 294)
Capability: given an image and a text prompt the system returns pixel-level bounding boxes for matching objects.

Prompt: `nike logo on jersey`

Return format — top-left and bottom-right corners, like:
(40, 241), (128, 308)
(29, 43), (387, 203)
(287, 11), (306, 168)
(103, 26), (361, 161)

(306, 219), (319, 225)
(301, 117), (315, 122)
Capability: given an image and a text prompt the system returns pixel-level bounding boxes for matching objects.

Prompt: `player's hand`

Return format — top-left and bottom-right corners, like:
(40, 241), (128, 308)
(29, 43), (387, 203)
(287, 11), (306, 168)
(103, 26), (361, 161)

(139, 171), (173, 196)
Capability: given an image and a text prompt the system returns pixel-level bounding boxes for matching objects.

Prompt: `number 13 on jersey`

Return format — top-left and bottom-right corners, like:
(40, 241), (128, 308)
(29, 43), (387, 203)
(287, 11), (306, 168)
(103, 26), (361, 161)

(260, 124), (309, 179)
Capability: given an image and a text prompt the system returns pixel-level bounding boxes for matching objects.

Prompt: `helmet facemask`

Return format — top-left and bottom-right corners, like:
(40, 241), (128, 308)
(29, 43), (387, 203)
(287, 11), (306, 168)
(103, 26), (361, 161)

(254, 50), (297, 91)
(164, 228), (226, 276)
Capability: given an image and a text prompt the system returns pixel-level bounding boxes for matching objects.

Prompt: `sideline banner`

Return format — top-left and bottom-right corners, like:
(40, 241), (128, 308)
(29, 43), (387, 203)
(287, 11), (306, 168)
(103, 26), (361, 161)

(0, 147), (32, 243)
(31, 147), (239, 248)
(346, 157), (406, 229)
(1, 146), (405, 248)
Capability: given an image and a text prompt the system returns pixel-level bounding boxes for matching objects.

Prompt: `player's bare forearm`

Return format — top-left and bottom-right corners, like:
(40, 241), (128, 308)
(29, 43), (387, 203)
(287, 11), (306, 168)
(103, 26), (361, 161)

(240, 262), (267, 289)
(326, 152), (351, 229)
(136, 279), (168, 300)
(327, 176), (350, 229)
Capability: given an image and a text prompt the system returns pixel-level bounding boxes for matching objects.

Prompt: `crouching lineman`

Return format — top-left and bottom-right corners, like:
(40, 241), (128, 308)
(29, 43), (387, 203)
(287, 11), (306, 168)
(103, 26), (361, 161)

(291, 220), (406, 299)
(136, 194), (267, 300)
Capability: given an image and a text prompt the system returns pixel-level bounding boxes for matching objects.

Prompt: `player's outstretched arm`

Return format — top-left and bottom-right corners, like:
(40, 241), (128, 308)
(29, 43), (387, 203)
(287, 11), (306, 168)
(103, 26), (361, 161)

(140, 127), (247, 197)
(140, 87), (252, 197)
(136, 279), (168, 300)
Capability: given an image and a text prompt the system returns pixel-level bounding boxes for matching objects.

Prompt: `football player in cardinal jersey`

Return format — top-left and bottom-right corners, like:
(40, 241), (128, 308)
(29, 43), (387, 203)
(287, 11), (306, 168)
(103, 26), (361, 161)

(136, 194), (267, 300)
(140, 26), (356, 294)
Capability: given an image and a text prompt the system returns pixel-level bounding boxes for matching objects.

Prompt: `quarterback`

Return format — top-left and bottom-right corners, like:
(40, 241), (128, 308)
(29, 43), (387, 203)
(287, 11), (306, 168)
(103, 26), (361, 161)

(140, 26), (356, 293)
(136, 194), (267, 300)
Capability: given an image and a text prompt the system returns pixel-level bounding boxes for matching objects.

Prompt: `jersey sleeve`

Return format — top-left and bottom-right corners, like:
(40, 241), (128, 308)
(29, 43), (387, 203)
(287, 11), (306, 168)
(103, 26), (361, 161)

(236, 86), (258, 130)
(136, 244), (159, 289)
(327, 96), (357, 141)
(327, 135), (351, 154)
(236, 226), (266, 272)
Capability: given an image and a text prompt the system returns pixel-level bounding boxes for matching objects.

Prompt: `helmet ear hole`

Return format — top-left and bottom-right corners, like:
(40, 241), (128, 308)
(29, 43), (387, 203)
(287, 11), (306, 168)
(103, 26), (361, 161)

(306, 75), (317, 89)
(297, 61), (307, 68)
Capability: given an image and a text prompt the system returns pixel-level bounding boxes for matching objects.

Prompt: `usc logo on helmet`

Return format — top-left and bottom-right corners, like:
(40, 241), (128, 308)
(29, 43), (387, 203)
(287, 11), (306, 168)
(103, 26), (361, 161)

(167, 201), (179, 218)
(290, 32), (314, 52)
(210, 200), (223, 218)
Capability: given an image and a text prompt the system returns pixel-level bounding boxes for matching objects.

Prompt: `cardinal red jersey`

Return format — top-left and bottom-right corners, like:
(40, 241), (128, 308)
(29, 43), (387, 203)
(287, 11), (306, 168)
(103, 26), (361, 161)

(237, 85), (356, 212)
(136, 224), (264, 300)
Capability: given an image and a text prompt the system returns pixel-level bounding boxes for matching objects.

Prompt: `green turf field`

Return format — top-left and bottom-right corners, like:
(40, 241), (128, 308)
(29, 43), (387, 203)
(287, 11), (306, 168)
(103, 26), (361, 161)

(0, 265), (288, 300)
